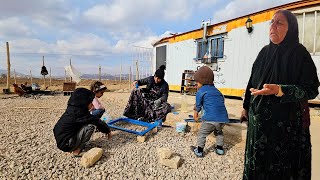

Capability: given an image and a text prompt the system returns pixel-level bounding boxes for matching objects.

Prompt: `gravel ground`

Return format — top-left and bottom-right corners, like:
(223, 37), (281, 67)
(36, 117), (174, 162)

(0, 92), (246, 180)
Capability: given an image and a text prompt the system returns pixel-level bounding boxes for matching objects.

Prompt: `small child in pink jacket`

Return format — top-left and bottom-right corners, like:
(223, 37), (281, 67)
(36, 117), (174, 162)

(90, 81), (107, 118)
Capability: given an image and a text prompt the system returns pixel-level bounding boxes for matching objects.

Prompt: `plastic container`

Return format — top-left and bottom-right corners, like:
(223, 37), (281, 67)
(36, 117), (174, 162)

(176, 122), (187, 133)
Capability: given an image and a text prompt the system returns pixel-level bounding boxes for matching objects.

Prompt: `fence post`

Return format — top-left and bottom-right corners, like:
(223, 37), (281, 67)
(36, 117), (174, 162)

(6, 42), (11, 90)
(98, 65), (101, 81)
(135, 60), (139, 80)
(13, 69), (16, 84)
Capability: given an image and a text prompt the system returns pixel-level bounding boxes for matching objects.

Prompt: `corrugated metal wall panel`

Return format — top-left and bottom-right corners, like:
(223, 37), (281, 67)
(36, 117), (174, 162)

(218, 21), (270, 90)
(166, 40), (198, 86)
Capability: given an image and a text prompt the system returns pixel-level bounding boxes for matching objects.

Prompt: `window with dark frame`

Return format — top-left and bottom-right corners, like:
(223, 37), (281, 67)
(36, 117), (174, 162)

(195, 36), (224, 60)
(196, 41), (208, 59)
(211, 37), (224, 58)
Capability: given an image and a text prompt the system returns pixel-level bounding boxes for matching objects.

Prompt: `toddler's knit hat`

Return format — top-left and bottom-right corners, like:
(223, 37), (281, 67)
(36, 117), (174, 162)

(194, 66), (214, 85)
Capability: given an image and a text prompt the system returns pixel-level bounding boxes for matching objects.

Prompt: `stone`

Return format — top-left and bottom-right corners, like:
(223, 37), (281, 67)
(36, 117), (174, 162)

(188, 122), (201, 132)
(151, 127), (158, 133)
(157, 148), (172, 159)
(137, 136), (146, 142)
(207, 134), (215, 143)
(159, 156), (181, 169)
(80, 148), (104, 168)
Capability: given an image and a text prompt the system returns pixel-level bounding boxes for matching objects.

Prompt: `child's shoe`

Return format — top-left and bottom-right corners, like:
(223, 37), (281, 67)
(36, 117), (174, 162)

(190, 146), (203, 157)
(215, 145), (225, 155)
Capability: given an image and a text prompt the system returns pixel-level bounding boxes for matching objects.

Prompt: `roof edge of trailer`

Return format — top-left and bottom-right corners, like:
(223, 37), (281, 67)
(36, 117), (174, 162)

(152, 28), (203, 46)
(153, 0), (320, 46)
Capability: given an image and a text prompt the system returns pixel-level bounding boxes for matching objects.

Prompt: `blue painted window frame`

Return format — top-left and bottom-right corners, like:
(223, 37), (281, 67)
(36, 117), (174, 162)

(196, 40), (208, 59)
(210, 36), (224, 58)
(195, 35), (224, 60)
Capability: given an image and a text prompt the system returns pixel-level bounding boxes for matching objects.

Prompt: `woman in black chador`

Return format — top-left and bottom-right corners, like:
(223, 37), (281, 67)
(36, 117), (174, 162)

(241, 10), (319, 180)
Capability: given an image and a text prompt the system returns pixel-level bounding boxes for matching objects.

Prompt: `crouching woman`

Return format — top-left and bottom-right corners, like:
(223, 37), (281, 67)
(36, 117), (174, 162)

(53, 88), (112, 156)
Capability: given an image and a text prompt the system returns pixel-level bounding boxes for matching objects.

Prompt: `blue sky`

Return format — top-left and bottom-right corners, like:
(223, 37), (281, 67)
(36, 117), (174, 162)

(0, 0), (298, 77)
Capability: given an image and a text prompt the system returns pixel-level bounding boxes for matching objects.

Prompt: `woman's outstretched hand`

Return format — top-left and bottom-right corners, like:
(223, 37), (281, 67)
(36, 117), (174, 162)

(250, 84), (280, 96)
(132, 81), (138, 89)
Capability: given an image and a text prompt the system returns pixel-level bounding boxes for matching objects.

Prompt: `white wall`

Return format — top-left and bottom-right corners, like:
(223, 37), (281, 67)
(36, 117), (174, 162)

(217, 21), (270, 89)
(165, 40), (198, 86)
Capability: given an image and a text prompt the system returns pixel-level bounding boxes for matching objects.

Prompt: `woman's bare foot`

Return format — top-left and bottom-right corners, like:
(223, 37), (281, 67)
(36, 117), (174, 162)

(72, 148), (82, 156)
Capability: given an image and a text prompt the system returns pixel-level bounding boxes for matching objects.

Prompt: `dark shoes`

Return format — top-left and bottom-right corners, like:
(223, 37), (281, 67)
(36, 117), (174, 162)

(214, 146), (225, 155)
(190, 146), (203, 158)
(191, 145), (225, 157)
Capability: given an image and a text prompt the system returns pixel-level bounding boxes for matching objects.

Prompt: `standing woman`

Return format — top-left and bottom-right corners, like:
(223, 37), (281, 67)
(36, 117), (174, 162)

(241, 10), (319, 179)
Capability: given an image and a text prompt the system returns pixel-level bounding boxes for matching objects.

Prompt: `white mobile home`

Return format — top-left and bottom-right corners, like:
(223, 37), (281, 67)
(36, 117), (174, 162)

(152, 0), (320, 99)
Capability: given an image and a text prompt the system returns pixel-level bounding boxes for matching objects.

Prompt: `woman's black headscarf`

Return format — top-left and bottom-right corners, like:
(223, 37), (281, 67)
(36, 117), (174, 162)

(280, 10), (299, 45)
(251, 10), (312, 88)
(244, 9), (319, 110)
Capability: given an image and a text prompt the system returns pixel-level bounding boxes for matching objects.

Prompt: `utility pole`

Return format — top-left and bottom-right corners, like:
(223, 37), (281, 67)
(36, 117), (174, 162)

(64, 69), (67, 82)
(49, 67), (52, 87)
(69, 59), (72, 82)
(30, 69), (33, 84)
(120, 61), (122, 89)
(129, 66), (132, 89)
(6, 42), (11, 91)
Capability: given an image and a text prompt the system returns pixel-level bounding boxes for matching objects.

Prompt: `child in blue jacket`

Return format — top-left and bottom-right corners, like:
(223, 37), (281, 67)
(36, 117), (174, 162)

(191, 66), (229, 157)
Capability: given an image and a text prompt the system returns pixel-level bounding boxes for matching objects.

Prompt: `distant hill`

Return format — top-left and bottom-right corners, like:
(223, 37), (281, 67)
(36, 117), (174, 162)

(0, 69), (5, 75)
(81, 73), (115, 80)
(81, 73), (130, 80)
(0, 69), (133, 80)
(0, 69), (27, 77)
